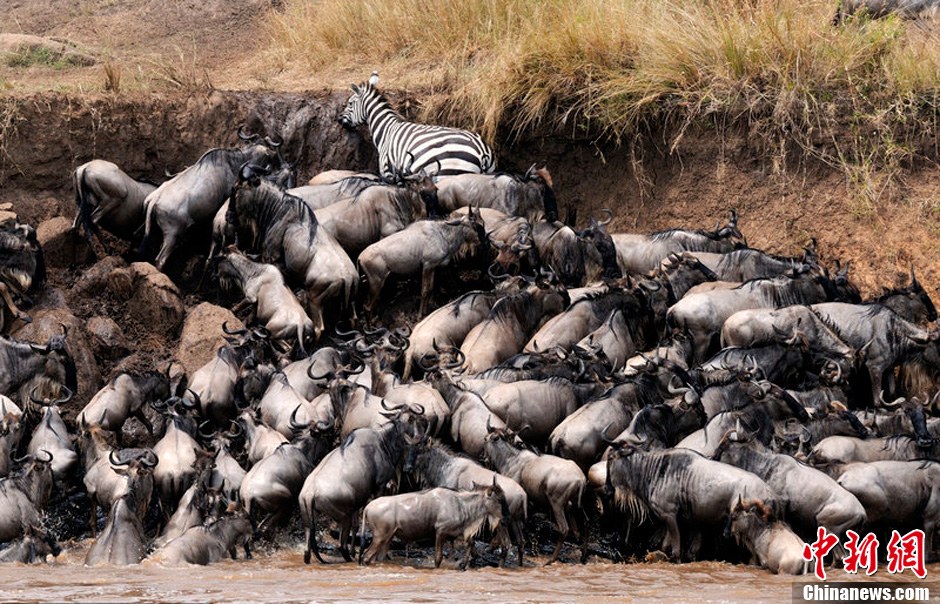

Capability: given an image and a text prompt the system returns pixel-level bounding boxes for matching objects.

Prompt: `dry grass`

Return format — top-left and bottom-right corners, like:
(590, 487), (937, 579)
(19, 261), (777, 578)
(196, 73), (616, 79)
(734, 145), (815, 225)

(265, 0), (940, 200)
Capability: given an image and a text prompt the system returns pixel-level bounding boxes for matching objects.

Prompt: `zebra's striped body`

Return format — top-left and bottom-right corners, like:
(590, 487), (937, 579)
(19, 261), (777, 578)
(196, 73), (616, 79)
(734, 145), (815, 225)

(339, 73), (495, 180)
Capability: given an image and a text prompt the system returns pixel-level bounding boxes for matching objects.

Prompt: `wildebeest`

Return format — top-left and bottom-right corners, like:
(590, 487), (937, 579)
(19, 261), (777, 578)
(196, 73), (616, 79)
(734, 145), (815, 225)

(605, 445), (777, 560)
(460, 282), (570, 373)
(139, 128), (283, 270)
(483, 426), (586, 563)
(403, 291), (496, 380)
(611, 210), (746, 275)
(0, 222), (45, 331)
(435, 165), (558, 222)
(358, 208), (488, 318)
(714, 434), (866, 536)
(726, 498), (807, 575)
(0, 524), (60, 563)
(78, 369), (172, 445)
(669, 269), (855, 362)
(0, 396), (24, 478)
(0, 329), (77, 405)
(228, 177), (359, 336)
(240, 412), (333, 533)
(216, 249), (314, 355)
(149, 509), (253, 565)
(0, 450), (54, 542)
(685, 242), (816, 283)
(26, 388), (77, 480)
(403, 435), (527, 564)
(299, 404), (425, 563)
(427, 370), (508, 458)
(810, 302), (939, 406)
(85, 451), (155, 566)
(837, 460), (940, 554)
(150, 397), (204, 516)
(71, 159), (158, 250)
(314, 172), (438, 256)
(359, 482), (508, 568)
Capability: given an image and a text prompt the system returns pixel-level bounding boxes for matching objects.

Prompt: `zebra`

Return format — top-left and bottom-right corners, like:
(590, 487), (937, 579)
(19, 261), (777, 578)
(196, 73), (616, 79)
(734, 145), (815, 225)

(338, 72), (496, 180)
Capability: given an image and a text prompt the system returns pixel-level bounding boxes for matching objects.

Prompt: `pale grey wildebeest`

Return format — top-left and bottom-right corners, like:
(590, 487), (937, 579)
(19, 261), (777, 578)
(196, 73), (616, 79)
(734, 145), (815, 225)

(358, 207), (489, 318)
(138, 127), (283, 271)
(611, 210), (746, 275)
(227, 173), (358, 338)
(215, 249), (314, 355)
(359, 481), (508, 568)
(72, 159), (158, 252)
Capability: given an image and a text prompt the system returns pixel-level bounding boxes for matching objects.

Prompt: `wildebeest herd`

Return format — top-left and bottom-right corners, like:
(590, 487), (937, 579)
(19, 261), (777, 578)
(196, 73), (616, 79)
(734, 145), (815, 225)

(0, 72), (938, 576)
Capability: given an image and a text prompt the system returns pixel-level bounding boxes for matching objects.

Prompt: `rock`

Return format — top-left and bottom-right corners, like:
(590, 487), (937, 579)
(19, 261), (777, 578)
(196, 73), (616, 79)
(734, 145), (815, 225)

(72, 256), (127, 297)
(86, 316), (129, 359)
(107, 267), (135, 301)
(13, 307), (100, 409)
(126, 262), (185, 336)
(177, 302), (243, 375)
(36, 217), (93, 268)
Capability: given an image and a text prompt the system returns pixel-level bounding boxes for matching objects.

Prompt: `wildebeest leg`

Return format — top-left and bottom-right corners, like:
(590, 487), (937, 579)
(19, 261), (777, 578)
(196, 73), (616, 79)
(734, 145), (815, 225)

(459, 538), (475, 571)
(339, 517), (354, 562)
(155, 231), (180, 272)
(661, 515), (681, 560)
(512, 518), (526, 566)
(243, 537), (252, 560)
(0, 284), (30, 324)
(419, 267), (434, 318)
(434, 532), (446, 568)
(546, 500), (570, 565)
(89, 498), (98, 538)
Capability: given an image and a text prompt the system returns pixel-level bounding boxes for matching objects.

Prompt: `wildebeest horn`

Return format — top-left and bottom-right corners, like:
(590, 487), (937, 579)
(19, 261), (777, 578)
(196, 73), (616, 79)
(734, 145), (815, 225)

(667, 376), (688, 396)
(263, 135), (282, 148)
(600, 422), (618, 445)
(409, 404), (425, 416)
(910, 263), (920, 288)
(445, 349), (466, 369)
(878, 390), (905, 408)
(222, 321), (247, 336)
(237, 124), (259, 142)
(380, 399), (405, 413)
(289, 405), (306, 431)
(109, 450), (131, 467)
(29, 387), (51, 407)
(183, 390), (201, 409)
(307, 363), (334, 381)
(488, 262), (508, 280)
(198, 420), (216, 439)
(141, 449), (159, 468)
(486, 415), (496, 434)
(593, 209), (613, 226)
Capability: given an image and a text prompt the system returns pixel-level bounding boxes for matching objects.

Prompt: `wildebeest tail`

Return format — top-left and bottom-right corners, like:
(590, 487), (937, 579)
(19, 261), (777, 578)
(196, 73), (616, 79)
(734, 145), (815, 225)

(73, 167), (97, 242)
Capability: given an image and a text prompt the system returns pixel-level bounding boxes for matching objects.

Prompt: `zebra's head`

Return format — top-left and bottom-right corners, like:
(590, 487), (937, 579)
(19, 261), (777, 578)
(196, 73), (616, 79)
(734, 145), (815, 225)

(339, 71), (380, 130)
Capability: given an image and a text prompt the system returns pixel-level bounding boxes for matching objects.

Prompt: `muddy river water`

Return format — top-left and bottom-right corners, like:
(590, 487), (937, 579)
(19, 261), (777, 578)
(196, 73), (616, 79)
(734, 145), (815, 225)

(2, 542), (938, 603)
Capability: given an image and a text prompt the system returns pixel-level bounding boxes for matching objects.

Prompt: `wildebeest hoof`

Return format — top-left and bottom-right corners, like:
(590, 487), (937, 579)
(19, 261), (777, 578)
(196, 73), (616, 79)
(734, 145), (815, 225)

(644, 550), (669, 563)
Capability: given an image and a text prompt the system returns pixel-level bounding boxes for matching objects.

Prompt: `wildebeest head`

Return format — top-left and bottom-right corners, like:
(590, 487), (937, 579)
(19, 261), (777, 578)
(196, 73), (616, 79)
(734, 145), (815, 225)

(712, 209), (747, 248)
(877, 264), (938, 324)
(523, 164), (557, 222)
(726, 496), (776, 542)
(26, 326), (78, 399)
(578, 209), (621, 281)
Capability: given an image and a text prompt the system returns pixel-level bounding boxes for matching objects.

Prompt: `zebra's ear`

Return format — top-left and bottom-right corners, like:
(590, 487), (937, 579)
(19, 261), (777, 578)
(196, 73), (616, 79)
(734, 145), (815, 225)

(351, 83), (361, 94)
(369, 71), (379, 87)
